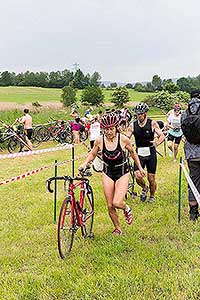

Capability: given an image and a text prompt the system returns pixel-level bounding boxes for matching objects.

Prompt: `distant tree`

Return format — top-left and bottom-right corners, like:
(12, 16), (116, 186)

(34, 72), (49, 87)
(177, 77), (193, 93)
(90, 71), (101, 87)
(0, 71), (15, 86)
(110, 82), (117, 88)
(84, 73), (91, 87)
(48, 71), (64, 88)
(111, 87), (129, 108)
(152, 75), (162, 90)
(163, 81), (180, 93)
(162, 78), (173, 85)
(100, 83), (106, 88)
(81, 86), (104, 106)
(145, 82), (155, 92)
(15, 73), (25, 86)
(61, 86), (77, 107)
(61, 69), (74, 87)
(134, 82), (146, 92)
(125, 83), (133, 89)
(72, 69), (86, 89)
(18, 71), (37, 86)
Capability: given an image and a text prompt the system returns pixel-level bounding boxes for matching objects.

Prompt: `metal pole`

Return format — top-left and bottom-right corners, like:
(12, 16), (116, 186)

(54, 159), (58, 224)
(178, 157), (182, 224)
(164, 139), (167, 156)
(72, 144), (75, 177)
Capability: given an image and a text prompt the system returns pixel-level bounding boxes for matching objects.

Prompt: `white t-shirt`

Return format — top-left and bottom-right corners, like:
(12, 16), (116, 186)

(167, 113), (183, 137)
(89, 122), (101, 141)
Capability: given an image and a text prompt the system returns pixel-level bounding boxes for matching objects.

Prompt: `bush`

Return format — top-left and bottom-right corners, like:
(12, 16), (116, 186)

(175, 91), (190, 103)
(111, 87), (130, 108)
(144, 91), (190, 113)
(61, 86), (77, 107)
(81, 86), (104, 106)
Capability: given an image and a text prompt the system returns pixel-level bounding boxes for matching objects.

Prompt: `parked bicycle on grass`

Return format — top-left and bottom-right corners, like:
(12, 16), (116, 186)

(0, 120), (32, 153)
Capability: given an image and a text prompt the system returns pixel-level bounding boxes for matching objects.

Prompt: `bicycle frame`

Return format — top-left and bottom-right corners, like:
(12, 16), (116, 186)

(65, 179), (90, 229)
(47, 175), (94, 229)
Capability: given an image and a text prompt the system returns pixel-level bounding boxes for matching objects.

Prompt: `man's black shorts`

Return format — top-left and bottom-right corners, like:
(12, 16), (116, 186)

(26, 128), (33, 140)
(167, 133), (182, 145)
(134, 147), (157, 174)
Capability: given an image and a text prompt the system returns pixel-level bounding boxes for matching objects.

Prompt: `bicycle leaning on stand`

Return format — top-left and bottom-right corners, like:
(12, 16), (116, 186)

(46, 166), (94, 259)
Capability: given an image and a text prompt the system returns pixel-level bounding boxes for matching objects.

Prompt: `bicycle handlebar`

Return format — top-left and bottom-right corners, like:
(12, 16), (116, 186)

(46, 169), (91, 193)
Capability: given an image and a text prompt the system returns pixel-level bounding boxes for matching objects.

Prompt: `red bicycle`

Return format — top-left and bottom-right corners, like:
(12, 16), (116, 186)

(47, 167), (94, 259)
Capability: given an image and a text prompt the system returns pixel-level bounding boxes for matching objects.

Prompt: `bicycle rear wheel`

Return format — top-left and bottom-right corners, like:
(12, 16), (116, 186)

(59, 130), (73, 144)
(82, 185), (94, 238)
(58, 197), (75, 259)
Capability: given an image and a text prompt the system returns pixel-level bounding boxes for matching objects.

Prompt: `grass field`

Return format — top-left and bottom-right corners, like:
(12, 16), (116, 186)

(0, 137), (199, 299)
(0, 86), (153, 105)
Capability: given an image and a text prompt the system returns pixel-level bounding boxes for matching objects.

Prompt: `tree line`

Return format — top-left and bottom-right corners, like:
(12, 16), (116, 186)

(1, 69), (200, 94)
(0, 69), (101, 89)
(132, 74), (200, 94)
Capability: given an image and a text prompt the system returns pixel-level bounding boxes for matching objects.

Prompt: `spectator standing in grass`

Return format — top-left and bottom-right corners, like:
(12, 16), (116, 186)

(17, 108), (33, 150)
(88, 116), (101, 149)
(181, 89), (200, 221)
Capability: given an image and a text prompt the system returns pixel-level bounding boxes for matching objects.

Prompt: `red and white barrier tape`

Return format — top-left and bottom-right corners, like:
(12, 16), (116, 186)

(180, 162), (200, 206)
(0, 154), (86, 186)
(0, 144), (73, 160)
(81, 141), (91, 151)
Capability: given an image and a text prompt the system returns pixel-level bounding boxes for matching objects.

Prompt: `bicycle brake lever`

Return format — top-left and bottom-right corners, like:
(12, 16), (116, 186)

(64, 180), (67, 193)
(46, 179), (54, 193)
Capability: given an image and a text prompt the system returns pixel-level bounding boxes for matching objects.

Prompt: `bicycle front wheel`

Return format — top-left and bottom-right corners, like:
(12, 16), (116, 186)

(82, 185), (94, 238)
(8, 137), (23, 153)
(58, 197), (75, 259)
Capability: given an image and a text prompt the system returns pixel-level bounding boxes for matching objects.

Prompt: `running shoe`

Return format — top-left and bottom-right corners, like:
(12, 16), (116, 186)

(124, 205), (133, 225)
(112, 228), (122, 235)
(140, 187), (149, 202)
(169, 150), (173, 157)
(189, 205), (199, 221)
(148, 196), (155, 203)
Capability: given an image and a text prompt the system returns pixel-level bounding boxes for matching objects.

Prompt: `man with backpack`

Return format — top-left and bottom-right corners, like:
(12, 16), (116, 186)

(181, 90), (200, 221)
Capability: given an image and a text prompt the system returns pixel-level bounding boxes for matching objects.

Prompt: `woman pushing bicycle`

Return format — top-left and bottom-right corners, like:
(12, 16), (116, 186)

(79, 112), (145, 236)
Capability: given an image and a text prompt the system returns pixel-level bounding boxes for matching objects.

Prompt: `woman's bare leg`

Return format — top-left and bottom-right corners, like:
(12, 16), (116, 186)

(112, 173), (130, 209)
(102, 173), (120, 229)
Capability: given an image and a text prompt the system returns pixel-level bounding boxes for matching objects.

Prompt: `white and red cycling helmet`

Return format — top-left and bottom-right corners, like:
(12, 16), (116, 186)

(101, 113), (119, 128)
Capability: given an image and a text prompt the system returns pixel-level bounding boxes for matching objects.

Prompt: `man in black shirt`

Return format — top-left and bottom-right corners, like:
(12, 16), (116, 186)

(130, 102), (164, 202)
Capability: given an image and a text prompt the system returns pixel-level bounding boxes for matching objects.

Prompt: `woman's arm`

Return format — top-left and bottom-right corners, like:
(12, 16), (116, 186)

(124, 136), (145, 177)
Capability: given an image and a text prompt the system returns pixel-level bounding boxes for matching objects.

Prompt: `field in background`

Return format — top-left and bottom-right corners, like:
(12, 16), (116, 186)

(0, 86), (153, 105)
(0, 141), (199, 299)
(0, 86), (161, 125)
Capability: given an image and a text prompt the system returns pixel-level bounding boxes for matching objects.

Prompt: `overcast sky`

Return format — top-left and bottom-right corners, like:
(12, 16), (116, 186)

(1, 0), (200, 82)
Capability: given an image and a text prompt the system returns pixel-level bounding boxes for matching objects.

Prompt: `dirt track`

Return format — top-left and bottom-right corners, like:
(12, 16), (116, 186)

(0, 102), (64, 111)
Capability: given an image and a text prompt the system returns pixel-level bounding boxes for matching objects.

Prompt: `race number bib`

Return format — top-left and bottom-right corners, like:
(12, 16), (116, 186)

(138, 147), (150, 157)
